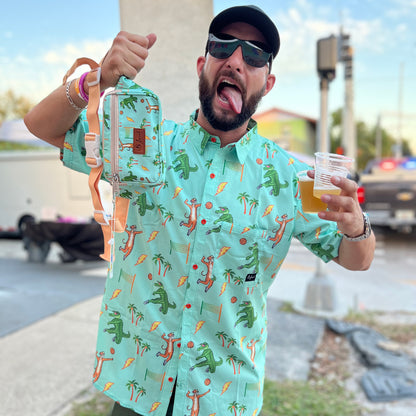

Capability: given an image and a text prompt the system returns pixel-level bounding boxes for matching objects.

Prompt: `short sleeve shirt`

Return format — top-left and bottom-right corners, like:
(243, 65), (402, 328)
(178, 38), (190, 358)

(62, 110), (341, 416)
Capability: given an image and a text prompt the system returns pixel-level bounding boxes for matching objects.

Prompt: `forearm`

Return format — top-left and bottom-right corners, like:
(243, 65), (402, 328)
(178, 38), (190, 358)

(24, 81), (86, 149)
(334, 232), (376, 271)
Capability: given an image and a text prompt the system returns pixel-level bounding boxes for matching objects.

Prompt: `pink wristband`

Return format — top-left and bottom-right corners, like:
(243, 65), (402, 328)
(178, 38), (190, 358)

(79, 71), (105, 103)
(78, 72), (89, 102)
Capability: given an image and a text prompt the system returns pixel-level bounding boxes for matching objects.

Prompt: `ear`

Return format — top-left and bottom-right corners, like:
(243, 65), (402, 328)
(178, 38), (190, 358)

(263, 73), (276, 97)
(196, 56), (206, 77)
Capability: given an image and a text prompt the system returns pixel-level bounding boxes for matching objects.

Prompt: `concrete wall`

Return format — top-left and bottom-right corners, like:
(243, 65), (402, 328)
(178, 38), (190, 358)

(119, 0), (213, 122)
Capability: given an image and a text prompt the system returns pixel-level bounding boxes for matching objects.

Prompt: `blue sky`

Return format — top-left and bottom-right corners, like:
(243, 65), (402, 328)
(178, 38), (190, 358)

(1, 0), (415, 148)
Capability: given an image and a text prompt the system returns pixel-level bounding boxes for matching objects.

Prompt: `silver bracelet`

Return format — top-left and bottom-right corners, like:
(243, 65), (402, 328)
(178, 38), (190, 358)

(65, 79), (85, 111)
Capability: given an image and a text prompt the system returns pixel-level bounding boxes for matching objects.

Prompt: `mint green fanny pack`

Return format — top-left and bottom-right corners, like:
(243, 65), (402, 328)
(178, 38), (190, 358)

(102, 76), (165, 196)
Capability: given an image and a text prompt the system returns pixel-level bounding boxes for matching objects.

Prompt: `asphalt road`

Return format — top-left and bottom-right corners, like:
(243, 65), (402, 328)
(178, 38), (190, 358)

(1, 226), (415, 337)
(0, 240), (107, 337)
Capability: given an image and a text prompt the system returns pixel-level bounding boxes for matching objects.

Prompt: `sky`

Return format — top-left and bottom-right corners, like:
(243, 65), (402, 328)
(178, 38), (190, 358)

(1, 0), (415, 149)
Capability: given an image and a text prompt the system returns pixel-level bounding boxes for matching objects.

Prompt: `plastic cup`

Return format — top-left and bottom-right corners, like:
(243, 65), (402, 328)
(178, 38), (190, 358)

(297, 170), (328, 213)
(313, 152), (354, 198)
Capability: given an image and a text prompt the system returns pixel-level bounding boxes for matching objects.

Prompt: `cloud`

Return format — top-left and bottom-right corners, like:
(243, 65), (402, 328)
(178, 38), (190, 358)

(42, 40), (112, 68)
(0, 39), (112, 103)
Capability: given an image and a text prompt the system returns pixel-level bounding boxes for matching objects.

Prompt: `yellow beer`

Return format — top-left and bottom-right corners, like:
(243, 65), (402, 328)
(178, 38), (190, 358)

(298, 178), (328, 213)
(313, 188), (341, 198)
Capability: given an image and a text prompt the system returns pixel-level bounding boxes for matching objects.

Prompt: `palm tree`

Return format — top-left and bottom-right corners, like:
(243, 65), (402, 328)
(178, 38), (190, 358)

(156, 204), (166, 217)
(238, 403), (247, 415)
(134, 386), (147, 402)
(248, 198), (258, 215)
(227, 337), (236, 349)
(162, 211), (174, 226)
(141, 343), (151, 356)
(126, 379), (138, 401)
(237, 192), (250, 214)
(152, 253), (165, 275)
(128, 303), (137, 324)
(135, 310), (144, 325)
(228, 401), (239, 416)
(163, 261), (172, 276)
(237, 359), (246, 374)
(156, 181), (168, 195)
(133, 335), (143, 355)
(232, 275), (244, 285)
(223, 268), (236, 283)
(262, 142), (271, 158)
(226, 354), (238, 375)
(216, 331), (228, 347)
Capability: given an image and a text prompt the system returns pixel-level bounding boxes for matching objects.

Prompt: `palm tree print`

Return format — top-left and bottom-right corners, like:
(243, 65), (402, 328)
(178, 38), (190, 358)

(216, 331), (228, 347)
(223, 268), (236, 283)
(248, 197), (258, 215)
(135, 310), (144, 325)
(237, 192), (249, 214)
(134, 385), (147, 403)
(133, 335), (143, 355)
(140, 343), (151, 357)
(127, 379), (139, 401)
(128, 303), (137, 324)
(228, 401), (239, 416)
(152, 253), (165, 275)
(226, 354), (238, 375)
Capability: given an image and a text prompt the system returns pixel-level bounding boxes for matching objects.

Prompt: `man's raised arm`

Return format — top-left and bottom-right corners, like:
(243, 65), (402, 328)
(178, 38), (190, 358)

(24, 32), (157, 148)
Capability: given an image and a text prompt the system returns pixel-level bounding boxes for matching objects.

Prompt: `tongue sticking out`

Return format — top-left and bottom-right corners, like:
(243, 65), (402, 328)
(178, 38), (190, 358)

(220, 86), (242, 114)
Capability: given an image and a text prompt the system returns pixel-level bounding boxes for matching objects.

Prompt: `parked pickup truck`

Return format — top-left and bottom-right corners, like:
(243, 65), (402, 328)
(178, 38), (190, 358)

(358, 157), (416, 233)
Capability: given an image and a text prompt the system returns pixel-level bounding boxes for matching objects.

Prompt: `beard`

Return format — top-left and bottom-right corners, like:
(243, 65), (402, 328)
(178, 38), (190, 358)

(198, 68), (266, 132)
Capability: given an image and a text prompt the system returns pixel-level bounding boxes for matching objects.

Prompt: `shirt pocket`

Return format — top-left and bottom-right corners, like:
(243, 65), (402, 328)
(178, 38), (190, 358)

(212, 222), (268, 289)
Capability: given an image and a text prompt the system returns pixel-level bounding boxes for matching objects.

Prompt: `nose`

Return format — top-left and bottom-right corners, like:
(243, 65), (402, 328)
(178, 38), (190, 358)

(225, 45), (244, 72)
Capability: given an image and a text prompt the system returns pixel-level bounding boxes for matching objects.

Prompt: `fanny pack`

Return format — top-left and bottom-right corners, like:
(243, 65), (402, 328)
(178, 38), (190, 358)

(63, 58), (164, 262)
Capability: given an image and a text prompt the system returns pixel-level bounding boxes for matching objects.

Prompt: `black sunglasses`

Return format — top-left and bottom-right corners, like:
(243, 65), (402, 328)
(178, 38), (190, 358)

(207, 33), (272, 68)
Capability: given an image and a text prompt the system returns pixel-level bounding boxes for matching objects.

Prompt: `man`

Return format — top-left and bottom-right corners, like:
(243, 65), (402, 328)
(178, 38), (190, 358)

(25, 5), (375, 416)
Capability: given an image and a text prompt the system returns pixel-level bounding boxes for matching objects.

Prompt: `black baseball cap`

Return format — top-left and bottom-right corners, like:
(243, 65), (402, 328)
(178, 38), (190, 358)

(208, 5), (280, 58)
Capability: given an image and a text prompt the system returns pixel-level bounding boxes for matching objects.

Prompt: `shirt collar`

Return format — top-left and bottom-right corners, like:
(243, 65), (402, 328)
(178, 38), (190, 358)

(188, 111), (258, 164)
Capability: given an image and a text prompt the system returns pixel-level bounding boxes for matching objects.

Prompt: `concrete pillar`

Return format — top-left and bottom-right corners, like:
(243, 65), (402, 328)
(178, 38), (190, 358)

(119, 0), (213, 122)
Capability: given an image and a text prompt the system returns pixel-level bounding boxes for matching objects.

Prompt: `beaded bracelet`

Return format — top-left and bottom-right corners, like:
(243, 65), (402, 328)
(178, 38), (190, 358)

(65, 79), (84, 111)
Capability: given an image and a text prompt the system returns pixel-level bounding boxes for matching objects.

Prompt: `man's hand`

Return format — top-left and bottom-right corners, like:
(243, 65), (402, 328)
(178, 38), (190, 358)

(308, 172), (364, 237)
(100, 31), (157, 90)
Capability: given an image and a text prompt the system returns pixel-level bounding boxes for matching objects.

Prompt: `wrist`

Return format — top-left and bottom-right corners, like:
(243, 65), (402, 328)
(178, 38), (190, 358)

(343, 213), (372, 242)
(77, 71), (105, 104)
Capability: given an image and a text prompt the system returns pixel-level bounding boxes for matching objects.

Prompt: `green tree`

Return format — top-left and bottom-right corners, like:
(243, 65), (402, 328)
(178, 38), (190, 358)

(0, 90), (34, 125)
(329, 108), (412, 171)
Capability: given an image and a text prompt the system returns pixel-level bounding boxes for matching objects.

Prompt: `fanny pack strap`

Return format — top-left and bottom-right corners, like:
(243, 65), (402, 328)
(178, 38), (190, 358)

(63, 58), (129, 262)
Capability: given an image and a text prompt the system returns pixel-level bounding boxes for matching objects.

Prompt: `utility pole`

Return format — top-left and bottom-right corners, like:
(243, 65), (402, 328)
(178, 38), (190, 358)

(376, 114), (382, 160)
(302, 35), (338, 314)
(339, 29), (356, 171)
(396, 62), (404, 159)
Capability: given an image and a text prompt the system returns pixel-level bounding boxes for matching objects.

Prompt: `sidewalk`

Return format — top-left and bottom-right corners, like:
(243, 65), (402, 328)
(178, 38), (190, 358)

(1, 236), (416, 415)
(0, 296), (102, 416)
(1, 294), (326, 416)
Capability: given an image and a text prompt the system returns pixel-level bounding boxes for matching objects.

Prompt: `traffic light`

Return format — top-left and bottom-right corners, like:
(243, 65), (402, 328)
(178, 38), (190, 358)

(317, 35), (337, 81)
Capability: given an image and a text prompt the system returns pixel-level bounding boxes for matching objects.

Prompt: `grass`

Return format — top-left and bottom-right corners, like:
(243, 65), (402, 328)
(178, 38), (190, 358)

(261, 379), (362, 416)
(344, 309), (416, 343)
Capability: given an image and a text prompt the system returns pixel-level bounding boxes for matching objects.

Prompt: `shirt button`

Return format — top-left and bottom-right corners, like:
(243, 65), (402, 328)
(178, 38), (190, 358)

(185, 303), (192, 309)
(211, 137), (216, 143)
(201, 219), (206, 225)
(168, 377), (174, 382)
(192, 264), (198, 270)
(210, 173), (215, 179)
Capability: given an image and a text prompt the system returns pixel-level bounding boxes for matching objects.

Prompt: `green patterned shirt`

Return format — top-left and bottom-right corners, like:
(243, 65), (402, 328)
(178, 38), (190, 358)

(62, 110), (341, 416)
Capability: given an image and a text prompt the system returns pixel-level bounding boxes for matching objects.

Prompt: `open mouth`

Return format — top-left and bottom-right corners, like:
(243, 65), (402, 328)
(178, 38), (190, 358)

(217, 80), (243, 114)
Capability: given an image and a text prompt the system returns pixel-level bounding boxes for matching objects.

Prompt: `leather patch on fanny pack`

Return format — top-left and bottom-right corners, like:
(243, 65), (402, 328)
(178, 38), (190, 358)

(133, 128), (146, 155)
